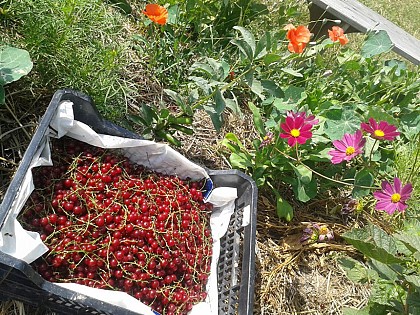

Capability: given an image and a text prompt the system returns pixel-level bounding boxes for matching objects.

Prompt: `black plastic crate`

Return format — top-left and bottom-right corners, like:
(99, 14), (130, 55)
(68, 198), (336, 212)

(0, 89), (257, 315)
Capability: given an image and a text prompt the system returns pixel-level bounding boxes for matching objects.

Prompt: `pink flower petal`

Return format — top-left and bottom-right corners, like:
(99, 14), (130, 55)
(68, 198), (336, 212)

(396, 202), (408, 212)
(393, 177), (402, 193)
(287, 137), (297, 147)
(401, 183), (413, 201)
(332, 140), (347, 151)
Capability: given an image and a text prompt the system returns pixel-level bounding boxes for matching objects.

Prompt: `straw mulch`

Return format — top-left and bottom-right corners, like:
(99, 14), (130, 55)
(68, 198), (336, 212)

(0, 85), (371, 314)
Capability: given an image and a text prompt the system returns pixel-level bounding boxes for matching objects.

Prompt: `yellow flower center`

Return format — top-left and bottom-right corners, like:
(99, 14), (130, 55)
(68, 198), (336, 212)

(319, 226), (329, 235)
(391, 193), (401, 203)
(290, 129), (300, 138)
(374, 129), (385, 137)
(345, 146), (355, 155)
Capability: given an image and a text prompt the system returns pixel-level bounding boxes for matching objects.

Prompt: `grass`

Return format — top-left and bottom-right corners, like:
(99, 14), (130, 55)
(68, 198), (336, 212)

(358, 0), (420, 38)
(2, 0), (133, 121)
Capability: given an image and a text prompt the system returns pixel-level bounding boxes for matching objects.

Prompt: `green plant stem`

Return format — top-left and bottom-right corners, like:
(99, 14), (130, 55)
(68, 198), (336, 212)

(368, 139), (378, 164)
(295, 142), (300, 162)
(273, 147), (377, 189)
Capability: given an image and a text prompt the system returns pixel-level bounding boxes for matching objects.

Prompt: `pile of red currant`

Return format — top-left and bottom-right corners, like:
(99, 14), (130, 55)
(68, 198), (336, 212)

(19, 137), (213, 315)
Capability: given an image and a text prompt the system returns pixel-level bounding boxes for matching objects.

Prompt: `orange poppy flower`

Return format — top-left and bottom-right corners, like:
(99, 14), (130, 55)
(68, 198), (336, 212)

(143, 4), (168, 25)
(286, 24), (311, 54)
(328, 26), (349, 45)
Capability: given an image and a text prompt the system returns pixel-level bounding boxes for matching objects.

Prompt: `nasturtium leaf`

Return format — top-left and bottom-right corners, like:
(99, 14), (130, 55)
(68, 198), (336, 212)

(167, 4), (179, 24)
(323, 106), (362, 140)
(352, 169), (374, 198)
(361, 30), (393, 58)
(272, 98), (296, 112)
(293, 176), (317, 202)
(0, 46), (33, 85)
(283, 86), (306, 104)
(400, 110), (420, 139)
(367, 107), (398, 126)
(291, 164), (312, 184)
(342, 225), (403, 264)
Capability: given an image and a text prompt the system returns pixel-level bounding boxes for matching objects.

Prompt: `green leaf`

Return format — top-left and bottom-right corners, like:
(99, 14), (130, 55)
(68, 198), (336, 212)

(293, 177), (317, 202)
(400, 110), (420, 139)
(342, 307), (371, 315)
(281, 67), (303, 77)
(405, 274), (420, 288)
(233, 26), (256, 59)
(189, 76), (212, 94)
(106, 0), (132, 14)
(369, 259), (398, 281)
(230, 152), (252, 169)
(245, 70), (265, 100)
(0, 46), (33, 85)
(394, 230), (420, 253)
(167, 4), (179, 24)
(225, 95), (243, 118)
(338, 256), (377, 283)
(248, 102), (265, 135)
(263, 53), (281, 65)
(261, 80), (283, 98)
(164, 89), (193, 115)
(203, 89), (225, 131)
(342, 225), (404, 264)
(361, 30), (393, 58)
(367, 108), (398, 126)
(291, 164), (312, 184)
(352, 169), (374, 198)
(323, 106), (362, 140)
(276, 197), (293, 221)
(231, 39), (253, 61)
(283, 86), (306, 104)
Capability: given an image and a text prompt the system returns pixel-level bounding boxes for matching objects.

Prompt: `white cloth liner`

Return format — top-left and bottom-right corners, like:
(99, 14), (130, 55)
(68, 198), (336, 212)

(0, 101), (238, 315)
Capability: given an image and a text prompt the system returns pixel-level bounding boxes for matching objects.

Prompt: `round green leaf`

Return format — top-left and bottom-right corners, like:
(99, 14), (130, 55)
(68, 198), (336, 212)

(361, 30), (393, 58)
(0, 46), (33, 85)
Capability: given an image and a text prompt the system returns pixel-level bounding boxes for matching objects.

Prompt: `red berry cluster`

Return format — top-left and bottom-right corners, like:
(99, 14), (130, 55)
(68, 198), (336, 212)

(19, 138), (213, 315)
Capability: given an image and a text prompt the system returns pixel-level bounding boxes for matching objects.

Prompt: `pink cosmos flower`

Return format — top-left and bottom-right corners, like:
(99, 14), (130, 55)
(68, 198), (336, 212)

(280, 115), (313, 147)
(286, 111), (319, 126)
(373, 177), (412, 214)
(361, 118), (400, 141)
(328, 130), (366, 164)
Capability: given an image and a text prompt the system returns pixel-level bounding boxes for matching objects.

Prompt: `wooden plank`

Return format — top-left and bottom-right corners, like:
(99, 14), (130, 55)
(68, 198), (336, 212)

(308, 0), (420, 65)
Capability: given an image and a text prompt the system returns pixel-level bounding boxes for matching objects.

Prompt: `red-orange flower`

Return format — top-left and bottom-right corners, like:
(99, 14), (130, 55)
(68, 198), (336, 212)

(285, 24), (311, 53)
(328, 26), (349, 45)
(143, 4), (168, 25)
